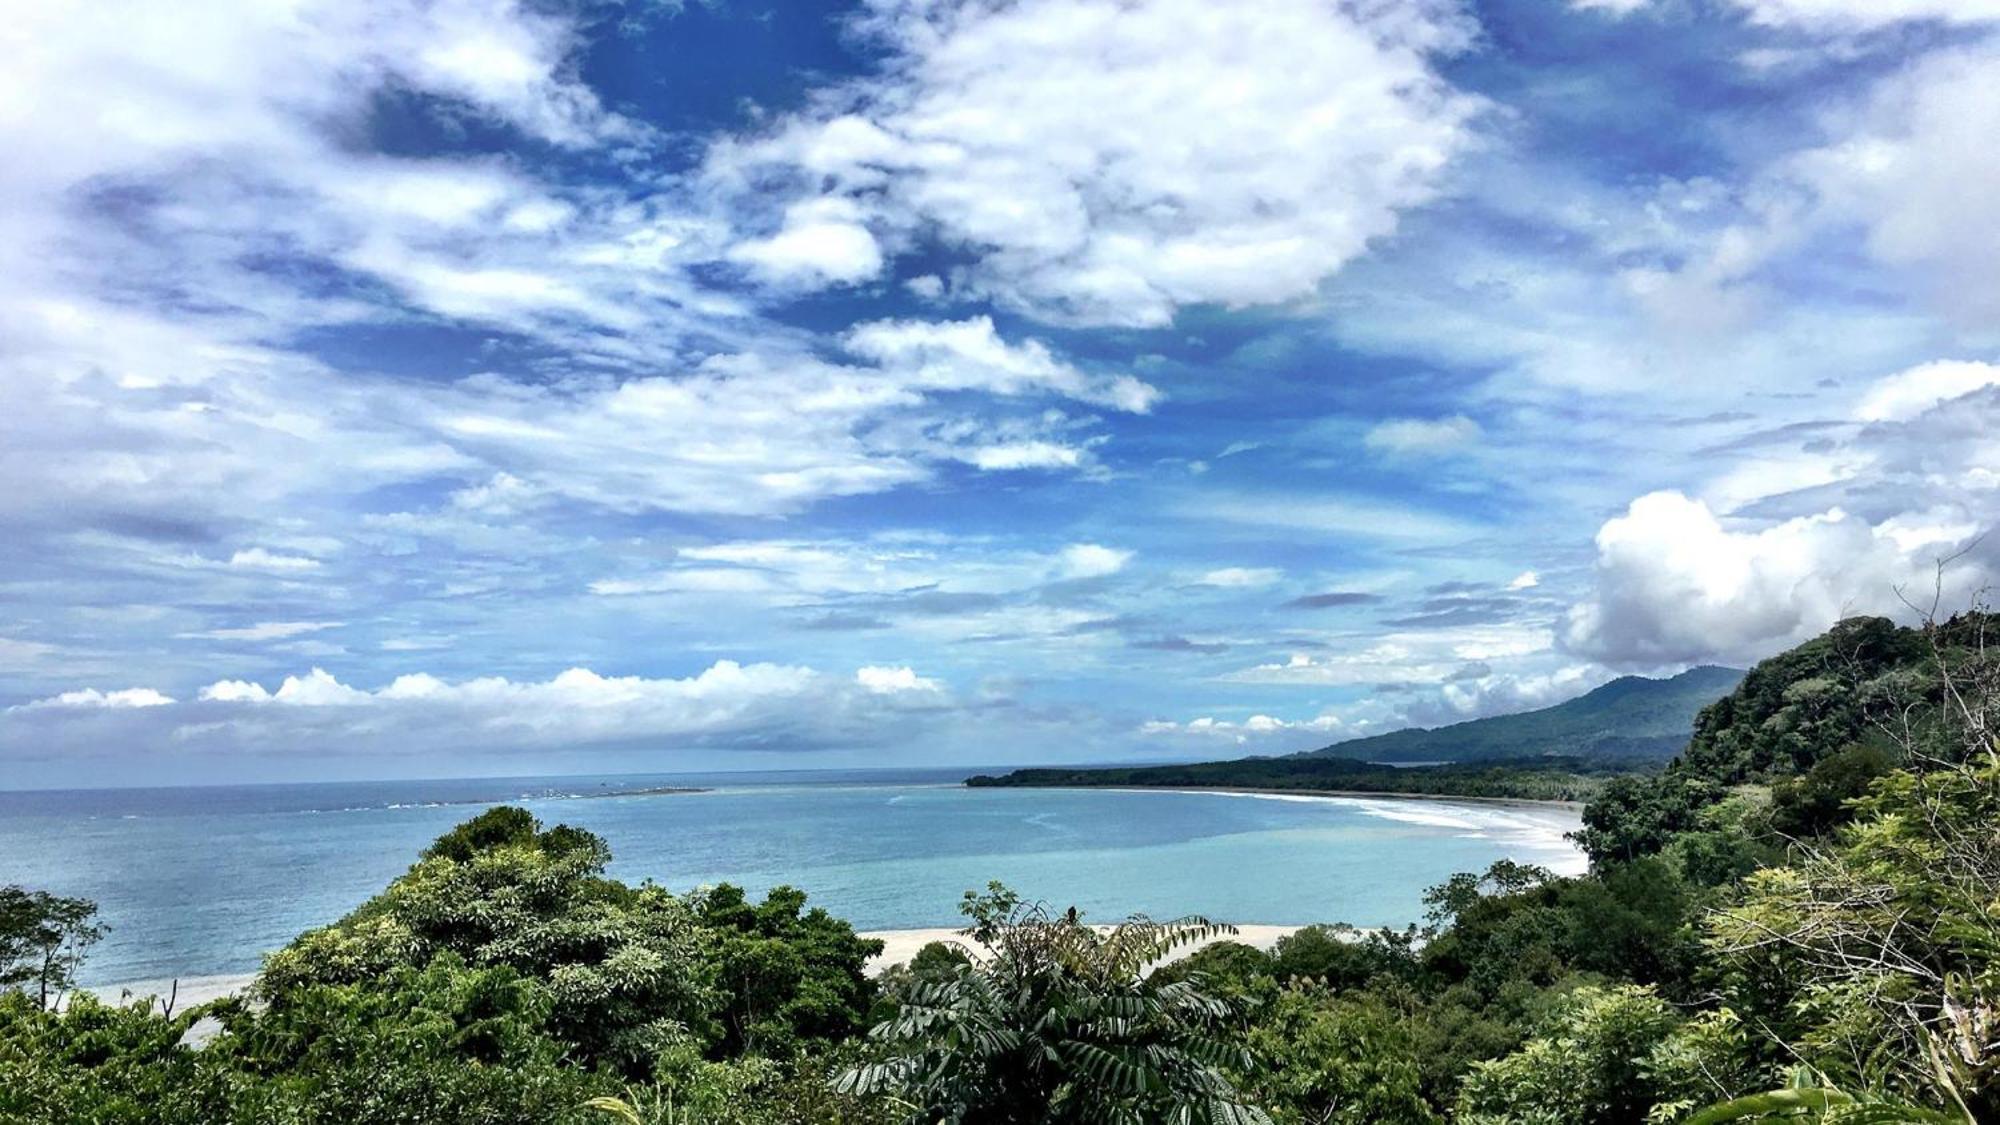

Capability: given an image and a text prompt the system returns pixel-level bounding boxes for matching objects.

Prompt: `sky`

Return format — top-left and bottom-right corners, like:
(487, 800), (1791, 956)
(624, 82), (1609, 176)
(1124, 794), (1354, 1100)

(3, 0), (1998, 787)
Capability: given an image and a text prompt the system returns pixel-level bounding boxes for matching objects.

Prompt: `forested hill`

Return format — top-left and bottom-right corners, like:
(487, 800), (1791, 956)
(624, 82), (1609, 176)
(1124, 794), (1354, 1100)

(968, 665), (1742, 795)
(1305, 664), (1744, 764)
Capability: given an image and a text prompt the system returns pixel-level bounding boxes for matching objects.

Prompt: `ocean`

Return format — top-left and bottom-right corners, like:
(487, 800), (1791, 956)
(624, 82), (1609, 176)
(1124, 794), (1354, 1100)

(0, 769), (1584, 987)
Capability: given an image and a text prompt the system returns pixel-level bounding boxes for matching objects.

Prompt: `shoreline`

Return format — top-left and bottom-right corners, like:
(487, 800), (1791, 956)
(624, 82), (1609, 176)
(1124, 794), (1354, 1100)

(79, 787), (1579, 1008)
(1075, 784), (1586, 812)
(87, 923), (1320, 1008)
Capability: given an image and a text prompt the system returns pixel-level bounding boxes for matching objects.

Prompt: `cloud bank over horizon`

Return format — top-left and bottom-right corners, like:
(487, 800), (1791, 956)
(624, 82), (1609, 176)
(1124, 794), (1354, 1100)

(2, 0), (1997, 784)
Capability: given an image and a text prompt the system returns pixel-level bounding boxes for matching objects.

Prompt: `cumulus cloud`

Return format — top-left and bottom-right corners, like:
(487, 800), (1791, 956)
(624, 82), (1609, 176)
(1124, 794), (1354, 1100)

(727, 197), (885, 285)
(1562, 491), (1982, 666)
(1139, 712), (1348, 745)
(4, 661), (955, 758)
(711, 0), (1483, 325)
(842, 316), (1159, 413)
(14, 687), (176, 710)
(855, 665), (944, 694)
(1364, 415), (1482, 457)
(1563, 352), (2000, 667)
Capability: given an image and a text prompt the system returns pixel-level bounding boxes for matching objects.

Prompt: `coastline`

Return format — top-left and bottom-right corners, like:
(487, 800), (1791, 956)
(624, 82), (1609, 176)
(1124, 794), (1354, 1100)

(88, 923), (1317, 1008)
(1085, 784), (1586, 812)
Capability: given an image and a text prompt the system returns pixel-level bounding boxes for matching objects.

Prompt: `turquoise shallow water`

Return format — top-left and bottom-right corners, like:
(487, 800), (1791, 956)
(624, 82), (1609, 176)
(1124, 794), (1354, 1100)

(0, 769), (1582, 986)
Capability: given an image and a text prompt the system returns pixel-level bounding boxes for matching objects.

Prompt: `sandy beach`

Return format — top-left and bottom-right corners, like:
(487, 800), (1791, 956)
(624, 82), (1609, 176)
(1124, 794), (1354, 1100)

(861, 922), (1307, 973)
(1098, 785), (1586, 812)
(89, 922), (1317, 1010)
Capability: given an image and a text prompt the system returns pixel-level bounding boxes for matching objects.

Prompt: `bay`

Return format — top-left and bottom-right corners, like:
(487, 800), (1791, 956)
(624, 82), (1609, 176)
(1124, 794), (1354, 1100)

(0, 768), (1583, 987)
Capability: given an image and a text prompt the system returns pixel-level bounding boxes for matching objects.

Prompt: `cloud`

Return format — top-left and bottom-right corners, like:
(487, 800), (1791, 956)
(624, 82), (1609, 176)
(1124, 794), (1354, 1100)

(1576, 0), (2000, 25)
(4, 661), (956, 758)
(961, 442), (1085, 471)
(1855, 361), (2000, 424)
(1778, 44), (2000, 323)
(1561, 349), (2000, 667)
(727, 197), (885, 285)
(1195, 567), (1282, 588)
(184, 621), (343, 643)
(587, 535), (1068, 605)
(1284, 591), (1384, 609)
(1225, 624), (1554, 686)
(1364, 415), (1482, 457)
(841, 316), (1159, 412)
(1561, 490), (1983, 666)
(855, 665), (944, 694)
(1056, 544), (1133, 580)
(1723, 1), (2000, 27)
(14, 687), (176, 710)
(1183, 493), (1480, 542)
(1129, 636), (1230, 655)
(711, 0), (1483, 325)
(227, 548), (323, 572)
(1507, 571), (1540, 590)
(1139, 711), (1348, 744)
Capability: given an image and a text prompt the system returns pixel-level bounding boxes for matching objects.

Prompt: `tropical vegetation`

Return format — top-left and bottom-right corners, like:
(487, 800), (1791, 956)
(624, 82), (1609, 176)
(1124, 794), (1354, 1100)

(1, 611), (1993, 1123)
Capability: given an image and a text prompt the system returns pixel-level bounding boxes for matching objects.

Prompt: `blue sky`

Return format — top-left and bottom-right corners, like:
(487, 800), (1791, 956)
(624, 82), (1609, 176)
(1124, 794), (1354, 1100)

(3, 0), (1998, 786)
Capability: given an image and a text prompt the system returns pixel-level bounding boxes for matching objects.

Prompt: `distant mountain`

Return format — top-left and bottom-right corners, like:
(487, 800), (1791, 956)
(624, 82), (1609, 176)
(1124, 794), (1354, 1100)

(1307, 665), (1746, 765)
(966, 665), (1746, 797)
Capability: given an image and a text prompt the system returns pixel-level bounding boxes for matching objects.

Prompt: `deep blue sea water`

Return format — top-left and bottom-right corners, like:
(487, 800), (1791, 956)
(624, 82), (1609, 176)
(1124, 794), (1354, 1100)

(0, 769), (1583, 986)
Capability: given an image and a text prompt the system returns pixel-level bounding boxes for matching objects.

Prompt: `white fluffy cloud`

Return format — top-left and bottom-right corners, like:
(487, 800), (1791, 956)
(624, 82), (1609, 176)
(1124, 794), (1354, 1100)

(727, 197), (885, 285)
(5, 661), (953, 758)
(713, 0), (1483, 325)
(855, 665), (944, 694)
(1565, 351), (2000, 666)
(1562, 491), (1979, 666)
(228, 548), (323, 572)
(15, 687), (176, 710)
(1139, 712), (1348, 745)
(842, 317), (1159, 412)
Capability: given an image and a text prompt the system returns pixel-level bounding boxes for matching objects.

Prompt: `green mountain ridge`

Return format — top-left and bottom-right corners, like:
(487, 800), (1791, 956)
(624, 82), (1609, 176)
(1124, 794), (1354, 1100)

(965, 664), (1745, 797)
(1305, 664), (1746, 764)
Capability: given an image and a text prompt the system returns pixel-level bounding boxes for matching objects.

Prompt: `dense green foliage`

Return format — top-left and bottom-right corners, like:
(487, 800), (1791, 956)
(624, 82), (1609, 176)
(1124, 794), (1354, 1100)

(1572, 613), (1986, 869)
(2, 613), (1994, 1123)
(2, 807), (895, 1124)
(840, 885), (1266, 1123)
